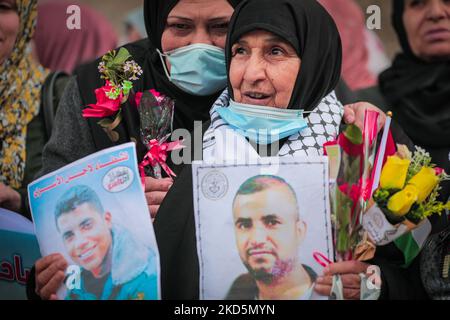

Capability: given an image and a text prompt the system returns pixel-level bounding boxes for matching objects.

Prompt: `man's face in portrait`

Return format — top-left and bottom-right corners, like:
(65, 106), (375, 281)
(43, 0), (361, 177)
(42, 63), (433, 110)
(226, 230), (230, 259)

(233, 183), (306, 284)
(57, 203), (112, 275)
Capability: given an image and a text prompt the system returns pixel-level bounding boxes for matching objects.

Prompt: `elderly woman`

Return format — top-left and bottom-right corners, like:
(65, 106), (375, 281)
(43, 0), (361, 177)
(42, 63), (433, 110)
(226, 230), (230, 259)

(359, 0), (450, 300)
(0, 0), (49, 218)
(152, 0), (424, 300)
(358, 0), (450, 207)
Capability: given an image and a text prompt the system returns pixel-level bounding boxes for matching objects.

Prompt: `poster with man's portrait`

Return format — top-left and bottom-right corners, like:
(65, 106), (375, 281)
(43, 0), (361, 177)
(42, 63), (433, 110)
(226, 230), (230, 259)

(193, 157), (333, 300)
(28, 143), (160, 300)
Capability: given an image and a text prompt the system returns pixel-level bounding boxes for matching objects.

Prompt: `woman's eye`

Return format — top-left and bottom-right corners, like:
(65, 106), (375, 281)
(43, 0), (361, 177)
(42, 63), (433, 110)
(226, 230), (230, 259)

(210, 23), (229, 33)
(270, 47), (285, 56)
(168, 23), (191, 31)
(233, 46), (247, 56)
(0, 4), (13, 10)
(408, 0), (424, 8)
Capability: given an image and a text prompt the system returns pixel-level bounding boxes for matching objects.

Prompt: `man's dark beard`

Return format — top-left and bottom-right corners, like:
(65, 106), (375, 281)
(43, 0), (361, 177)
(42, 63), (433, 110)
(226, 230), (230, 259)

(244, 258), (295, 285)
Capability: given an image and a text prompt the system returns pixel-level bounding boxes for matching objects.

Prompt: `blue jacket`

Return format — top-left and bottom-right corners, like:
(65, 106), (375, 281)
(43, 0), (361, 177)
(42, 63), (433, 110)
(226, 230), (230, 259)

(66, 224), (158, 300)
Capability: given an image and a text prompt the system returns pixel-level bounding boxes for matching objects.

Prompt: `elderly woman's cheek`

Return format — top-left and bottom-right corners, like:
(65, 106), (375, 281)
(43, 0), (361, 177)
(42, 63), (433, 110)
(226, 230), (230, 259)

(229, 60), (246, 101)
(274, 60), (300, 107)
(0, 12), (20, 64)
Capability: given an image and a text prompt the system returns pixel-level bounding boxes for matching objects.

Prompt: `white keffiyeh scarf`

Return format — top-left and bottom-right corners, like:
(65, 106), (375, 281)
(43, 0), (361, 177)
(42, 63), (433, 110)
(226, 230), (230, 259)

(202, 90), (344, 162)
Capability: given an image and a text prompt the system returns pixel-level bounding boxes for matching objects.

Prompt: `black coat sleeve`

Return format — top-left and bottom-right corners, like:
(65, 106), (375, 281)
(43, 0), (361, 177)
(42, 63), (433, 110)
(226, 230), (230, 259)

(153, 164), (199, 300)
(373, 255), (428, 300)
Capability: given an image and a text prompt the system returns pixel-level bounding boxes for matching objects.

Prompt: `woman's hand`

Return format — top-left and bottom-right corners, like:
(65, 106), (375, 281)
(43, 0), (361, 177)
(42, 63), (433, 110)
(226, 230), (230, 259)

(144, 177), (173, 219)
(314, 261), (373, 300)
(0, 183), (22, 213)
(35, 254), (68, 300)
(343, 102), (386, 133)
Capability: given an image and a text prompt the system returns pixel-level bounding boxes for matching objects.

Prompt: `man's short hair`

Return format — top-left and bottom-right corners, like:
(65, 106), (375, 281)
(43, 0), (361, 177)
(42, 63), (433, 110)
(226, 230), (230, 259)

(233, 175), (299, 216)
(54, 185), (104, 229)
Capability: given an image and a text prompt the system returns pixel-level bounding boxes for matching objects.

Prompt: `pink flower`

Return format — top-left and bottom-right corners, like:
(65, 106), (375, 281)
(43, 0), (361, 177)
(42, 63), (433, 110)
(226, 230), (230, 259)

(83, 81), (123, 118)
(135, 91), (143, 108)
(150, 89), (162, 99)
(434, 167), (445, 176)
(135, 89), (164, 108)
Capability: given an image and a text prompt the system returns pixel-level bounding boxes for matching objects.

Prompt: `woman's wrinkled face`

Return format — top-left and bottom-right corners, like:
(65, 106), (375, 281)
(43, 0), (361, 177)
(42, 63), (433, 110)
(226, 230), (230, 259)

(230, 30), (301, 109)
(0, 0), (20, 65)
(404, 0), (450, 61)
(161, 0), (234, 52)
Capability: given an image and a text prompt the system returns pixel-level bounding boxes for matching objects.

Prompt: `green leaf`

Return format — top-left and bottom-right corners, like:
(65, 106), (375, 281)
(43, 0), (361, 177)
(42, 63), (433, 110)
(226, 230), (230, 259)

(343, 124), (363, 145)
(113, 48), (131, 65)
(98, 119), (113, 127)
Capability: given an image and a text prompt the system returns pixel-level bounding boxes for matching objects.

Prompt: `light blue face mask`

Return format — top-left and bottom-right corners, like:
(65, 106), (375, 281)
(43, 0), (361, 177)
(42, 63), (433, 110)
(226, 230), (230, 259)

(216, 100), (308, 145)
(157, 44), (227, 96)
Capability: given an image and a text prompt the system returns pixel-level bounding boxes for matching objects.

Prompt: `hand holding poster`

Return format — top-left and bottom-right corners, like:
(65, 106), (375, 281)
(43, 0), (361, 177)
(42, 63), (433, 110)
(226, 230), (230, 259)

(28, 143), (160, 300)
(192, 157), (332, 300)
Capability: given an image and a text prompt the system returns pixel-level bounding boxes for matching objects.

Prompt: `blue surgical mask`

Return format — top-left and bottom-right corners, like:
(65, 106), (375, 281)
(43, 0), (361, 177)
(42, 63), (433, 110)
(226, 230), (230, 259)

(216, 100), (308, 145)
(157, 44), (227, 96)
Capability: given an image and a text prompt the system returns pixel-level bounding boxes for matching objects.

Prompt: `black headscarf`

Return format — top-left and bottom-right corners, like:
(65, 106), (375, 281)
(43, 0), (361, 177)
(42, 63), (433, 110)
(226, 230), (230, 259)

(225, 0), (342, 111)
(76, 0), (244, 159)
(141, 0), (244, 132)
(379, 0), (450, 148)
(144, 0), (243, 51)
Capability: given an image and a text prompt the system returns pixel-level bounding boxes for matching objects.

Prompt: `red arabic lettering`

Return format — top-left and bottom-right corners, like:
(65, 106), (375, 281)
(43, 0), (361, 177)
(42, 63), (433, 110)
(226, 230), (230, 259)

(0, 255), (31, 285)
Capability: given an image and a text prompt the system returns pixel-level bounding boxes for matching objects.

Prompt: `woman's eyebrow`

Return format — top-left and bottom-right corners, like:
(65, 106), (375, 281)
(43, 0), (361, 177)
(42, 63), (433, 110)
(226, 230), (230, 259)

(208, 17), (230, 23)
(264, 36), (290, 45)
(234, 39), (248, 46)
(166, 16), (194, 23)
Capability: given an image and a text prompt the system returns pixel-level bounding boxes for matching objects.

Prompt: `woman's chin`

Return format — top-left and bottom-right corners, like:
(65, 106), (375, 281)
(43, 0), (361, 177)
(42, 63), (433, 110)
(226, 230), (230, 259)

(419, 45), (450, 62)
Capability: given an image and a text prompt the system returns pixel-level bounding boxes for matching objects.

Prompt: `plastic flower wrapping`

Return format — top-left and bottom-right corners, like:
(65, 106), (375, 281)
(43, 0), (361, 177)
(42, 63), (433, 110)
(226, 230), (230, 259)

(137, 89), (183, 180)
(325, 110), (450, 265)
(367, 147), (450, 244)
(325, 110), (380, 262)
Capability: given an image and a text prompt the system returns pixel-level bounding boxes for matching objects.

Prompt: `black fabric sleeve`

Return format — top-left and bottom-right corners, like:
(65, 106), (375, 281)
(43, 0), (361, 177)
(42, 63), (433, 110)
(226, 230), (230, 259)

(373, 255), (428, 300)
(153, 164), (199, 300)
(26, 266), (41, 300)
(335, 78), (357, 105)
(14, 105), (47, 219)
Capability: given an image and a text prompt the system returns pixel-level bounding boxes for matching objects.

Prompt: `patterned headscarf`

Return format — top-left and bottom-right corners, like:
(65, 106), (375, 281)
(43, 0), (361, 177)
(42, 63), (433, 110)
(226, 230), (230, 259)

(0, 0), (49, 189)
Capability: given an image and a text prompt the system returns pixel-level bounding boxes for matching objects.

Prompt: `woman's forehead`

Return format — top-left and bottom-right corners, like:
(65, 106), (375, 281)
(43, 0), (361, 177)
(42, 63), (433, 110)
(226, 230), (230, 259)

(235, 30), (290, 45)
(168, 0), (233, 19)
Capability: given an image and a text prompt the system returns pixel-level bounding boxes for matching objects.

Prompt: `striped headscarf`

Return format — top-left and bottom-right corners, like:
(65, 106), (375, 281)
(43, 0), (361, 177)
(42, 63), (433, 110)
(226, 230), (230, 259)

(0, 0), (49, 189)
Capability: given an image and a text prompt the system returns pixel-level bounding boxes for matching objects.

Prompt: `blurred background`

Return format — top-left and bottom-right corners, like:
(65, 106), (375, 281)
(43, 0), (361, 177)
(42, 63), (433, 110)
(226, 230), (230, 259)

(36, 0), (400, 58)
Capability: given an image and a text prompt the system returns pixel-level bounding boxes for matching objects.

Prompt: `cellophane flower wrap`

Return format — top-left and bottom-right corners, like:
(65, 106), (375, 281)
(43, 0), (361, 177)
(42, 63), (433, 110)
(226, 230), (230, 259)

(327, 110), (380, 261)
(366, 146), (450, 246)
(137, 89), (183, 180)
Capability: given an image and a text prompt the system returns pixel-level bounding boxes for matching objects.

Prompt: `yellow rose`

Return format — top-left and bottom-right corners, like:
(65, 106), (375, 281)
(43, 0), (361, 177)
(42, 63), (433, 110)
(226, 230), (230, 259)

(408, 167), (439, 203)
(387, 185), (419, 216)
(380, 156), (411, 190)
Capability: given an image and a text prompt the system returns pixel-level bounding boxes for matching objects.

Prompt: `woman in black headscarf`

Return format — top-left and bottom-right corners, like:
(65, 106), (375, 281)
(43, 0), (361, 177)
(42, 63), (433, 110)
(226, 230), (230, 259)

(358, 0), (450, 206)
(381, 0), (449, 300)
(39, 0), (244, 220)
(356, 0), (450, 300)
(153, 0), (421, 300)
(30, 0), (246, 300)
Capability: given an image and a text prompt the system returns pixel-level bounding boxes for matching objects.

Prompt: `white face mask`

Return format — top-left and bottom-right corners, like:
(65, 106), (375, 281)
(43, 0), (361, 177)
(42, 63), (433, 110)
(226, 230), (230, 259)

(157, 43), (228, 96)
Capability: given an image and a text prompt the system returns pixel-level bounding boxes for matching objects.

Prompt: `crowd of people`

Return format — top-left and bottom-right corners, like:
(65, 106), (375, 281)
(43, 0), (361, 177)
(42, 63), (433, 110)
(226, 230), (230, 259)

(0, 0), (449, 300)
